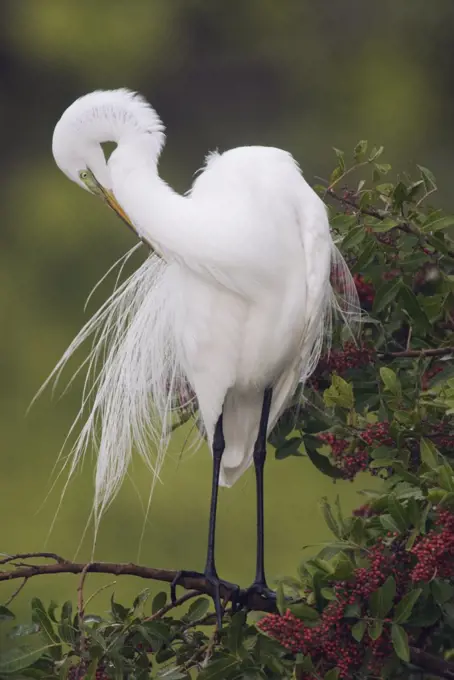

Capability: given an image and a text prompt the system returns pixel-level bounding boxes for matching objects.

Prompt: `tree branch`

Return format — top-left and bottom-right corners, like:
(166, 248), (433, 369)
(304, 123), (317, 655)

(0, 553), (276, 613)
(377, 347), (454, 359)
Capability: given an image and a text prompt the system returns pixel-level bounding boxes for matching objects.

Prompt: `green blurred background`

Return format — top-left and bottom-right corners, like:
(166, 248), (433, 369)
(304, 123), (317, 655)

(1, 0), (454, 623)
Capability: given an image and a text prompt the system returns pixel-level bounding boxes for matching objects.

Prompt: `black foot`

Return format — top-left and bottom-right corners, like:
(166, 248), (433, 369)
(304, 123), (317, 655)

(171, 570), (240, 628)
(238, 581), (276, 610)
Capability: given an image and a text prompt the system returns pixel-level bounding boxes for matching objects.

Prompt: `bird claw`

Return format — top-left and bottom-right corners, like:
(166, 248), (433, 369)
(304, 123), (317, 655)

(171, 569), (240, 629)
(238, 581), (276, 610)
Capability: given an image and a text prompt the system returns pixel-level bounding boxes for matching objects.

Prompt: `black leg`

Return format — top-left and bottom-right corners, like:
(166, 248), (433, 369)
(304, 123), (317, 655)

(239, 387), (276, 606)
(171, 412), (239, 628)
(253, 387), (273, 588)
(204, 414), (225, 577)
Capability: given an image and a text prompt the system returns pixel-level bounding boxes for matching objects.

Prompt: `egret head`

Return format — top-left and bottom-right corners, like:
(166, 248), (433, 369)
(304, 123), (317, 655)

(52, 89), (166, 228)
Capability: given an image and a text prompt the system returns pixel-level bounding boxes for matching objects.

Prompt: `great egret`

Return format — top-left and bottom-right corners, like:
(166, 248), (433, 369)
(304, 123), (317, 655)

(50, 89), (359, 621)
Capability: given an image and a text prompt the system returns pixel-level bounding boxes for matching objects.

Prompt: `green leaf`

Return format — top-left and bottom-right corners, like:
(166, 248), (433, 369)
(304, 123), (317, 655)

(228, 610), (246, 654)
(333, 147), (345, 171)
(388, 496), (409, 532)
(420, 438), (439, 469)
(354, 140), (368, 161)
(289, 602), (320, 622)
(379, 514), (401, 534)
(380, 367), (401, 395)
(0, 645), (45, 674)
(186, 597), (210, 622)
(369, 576), (396, 618)
(31, 598), (60, 650)
(372, 279), (401, 314)
(303, 436), (345, 479)
(431, 579), (454, 605)
(393, 589), (422, 624)
(275, 436), (302, 460)
(370, 216), (398, 232)
(324, 668), (340, 680)
(109, 594), (129, 622)
(391, 623), (410, 662)
(422, 215), (454, 233)
(324, 375), (354, 409)
(369, 145), (384, 161)
(157, 668), (189, 680)
(398, 284), (431, 332)
(351, 620), (366, 642)
(369, 619), (383, 640)
(0, 605), (15, 621)
(418, 165), (437, 191)
(276, 583), (286, 616)
(319, 497), (341, 539)
(197, 657), (239, 680)
(342, 226), (365, 250)
(151, 591), (167, 614)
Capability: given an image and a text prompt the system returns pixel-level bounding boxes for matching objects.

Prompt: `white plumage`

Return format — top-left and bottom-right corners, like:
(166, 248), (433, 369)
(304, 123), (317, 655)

(49, 89), (358, 528)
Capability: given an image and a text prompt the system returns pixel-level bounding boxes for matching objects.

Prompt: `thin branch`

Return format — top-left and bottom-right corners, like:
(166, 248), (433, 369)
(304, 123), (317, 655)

(0, 552), (67, 566)
(145, 589), (200, 621)
(378, 347), (454, 359)
(3, 577), (28, 606)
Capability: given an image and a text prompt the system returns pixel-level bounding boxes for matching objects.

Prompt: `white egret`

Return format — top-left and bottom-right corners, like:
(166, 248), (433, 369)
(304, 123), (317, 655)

(50, 89), (359, 620)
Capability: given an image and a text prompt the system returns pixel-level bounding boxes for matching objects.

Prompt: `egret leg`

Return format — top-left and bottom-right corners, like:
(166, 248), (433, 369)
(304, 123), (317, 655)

(171, 412), (239, 628)
(240, 387), (276, 606)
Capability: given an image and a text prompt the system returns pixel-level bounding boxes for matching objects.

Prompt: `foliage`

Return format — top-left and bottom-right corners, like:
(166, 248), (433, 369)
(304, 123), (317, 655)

(2, 143), (454, 678)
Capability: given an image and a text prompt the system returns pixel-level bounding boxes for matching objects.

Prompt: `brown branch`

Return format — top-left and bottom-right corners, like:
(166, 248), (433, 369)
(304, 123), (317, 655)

(378, 347), (454, 359)
(3, 577), (28, 606)
(0, 554), (276, 613)
(410, 647), (454, 680)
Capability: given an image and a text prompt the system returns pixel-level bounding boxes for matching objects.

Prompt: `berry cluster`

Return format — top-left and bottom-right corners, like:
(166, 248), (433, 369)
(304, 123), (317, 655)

(421, 364), (443, 390)
(431, 421), (454, 451)
(68, 663), (108, 680)
(318, 422), (394, 480)
(353, 274), (375, 308)
(318, 432), (368, 480)
(411, 509), (454, 582)
(258, 539), (410, 678)
(317, 342), (376, 376)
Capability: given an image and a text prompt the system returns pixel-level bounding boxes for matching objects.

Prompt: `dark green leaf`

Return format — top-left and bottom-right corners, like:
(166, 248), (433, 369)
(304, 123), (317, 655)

(228, 610), (246, 654)
(369, 576), (396, 618)
(324, 668), (340, 680)
(369, 620), (383, 640)
(372, 279), (401, 314)
(197, 657), (239, 680)
(186, 597), (210, 622)
(399, 284), (431, 332)
(276, 583), (286, 616)
(431, 580), (454, 605)
(391, 623), (410, 662)
(351, 620), (366, 642)
(0, 606), (15, 621)
(393, 589), (422, 623)
(354, 140), (368, 161)
(151, 591), (167, 614)
(0, 645), (45, 674)
(303, 437), (345, 479)
(289, 602), (319, 622)
(420, 438), (439, 469)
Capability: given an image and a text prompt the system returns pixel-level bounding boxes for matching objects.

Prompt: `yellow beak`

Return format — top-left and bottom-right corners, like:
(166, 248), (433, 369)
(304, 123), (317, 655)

(99, 187), (138, 236)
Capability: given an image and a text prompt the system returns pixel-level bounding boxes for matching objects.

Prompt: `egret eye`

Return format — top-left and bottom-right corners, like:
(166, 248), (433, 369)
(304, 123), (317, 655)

(79, 169), (90, 181)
